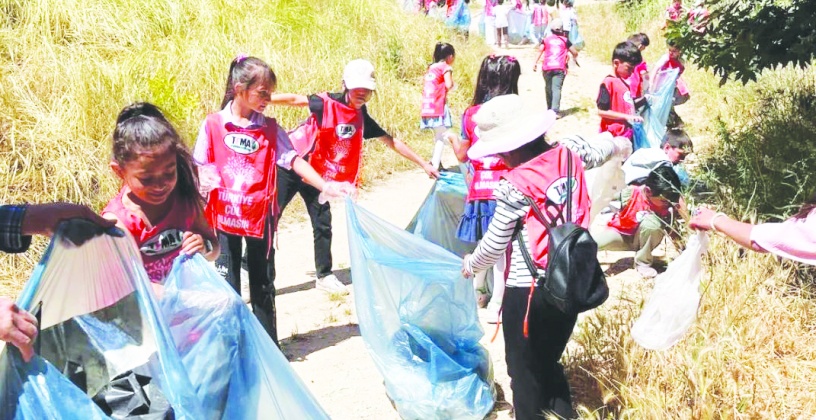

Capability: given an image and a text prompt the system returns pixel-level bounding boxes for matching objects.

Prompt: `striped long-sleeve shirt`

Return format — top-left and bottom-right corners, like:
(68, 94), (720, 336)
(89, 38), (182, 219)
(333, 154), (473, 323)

(0, 205), (31, 254)
(465, 179), (545, 288)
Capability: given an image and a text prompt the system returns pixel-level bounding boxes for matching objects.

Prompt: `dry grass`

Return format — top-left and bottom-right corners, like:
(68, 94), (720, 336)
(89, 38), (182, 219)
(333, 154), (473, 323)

(570, 2), (816, 417)
(0, 0), (490, 296)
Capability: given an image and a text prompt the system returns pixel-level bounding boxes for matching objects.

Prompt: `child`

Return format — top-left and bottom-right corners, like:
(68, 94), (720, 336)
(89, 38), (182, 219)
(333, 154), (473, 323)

(597, 41), (644, 140)
(531, 0), (549, 43)
(626, 33), (651, 106)
(623, 128), (693, 186)
(421, 43), (456, 170)
(484, 0), (497, 46)
(449, 55), (521, 324)
(192, 56), (350, 344)
(461, 94), (586, 419)
(533, 18), (578, 117)
(654, 40), (689, 127)
(560, 0), (577, 33)
(103, 102), (220, 286)
(687, 0), (710, 34)
(269, 59), (438, 294)
(591, 165), (683, 278)
(664, 0), (684, 25)
(493, 0), (511, 49)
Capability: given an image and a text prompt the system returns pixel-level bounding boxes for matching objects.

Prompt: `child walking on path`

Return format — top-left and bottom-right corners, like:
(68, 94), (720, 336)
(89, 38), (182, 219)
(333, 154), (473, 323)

(531, 0), (549, 43)
(269, 59), (439, 294)
(597, 41), (644, 140)
(533, 18), (578, 117)
(192, 56), (350, 345)
(104, 102), (220, 288)
(493, 0), (511, 48)
(449, 55), (521, 324)
(421, 43), (456, 170)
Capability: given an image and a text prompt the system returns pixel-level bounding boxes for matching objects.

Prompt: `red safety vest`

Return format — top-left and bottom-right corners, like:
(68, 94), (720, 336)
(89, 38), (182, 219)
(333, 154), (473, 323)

(503, 145), (590, 267)
(203, 114), (277, 238)
(420, 63), (451, 117)
(462, 105), (509, 201)
(599, 75), (635, 138)
(308, 93), (365, 185)
(607, 186), (671, 235)
(541, 34), (570, 71)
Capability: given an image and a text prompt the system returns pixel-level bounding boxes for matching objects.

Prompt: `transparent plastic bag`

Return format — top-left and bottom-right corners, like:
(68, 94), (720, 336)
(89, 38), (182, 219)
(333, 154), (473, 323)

(631, 232), (709, 350)
(346, 200), (494, 420)
(445, 0), (471, 32)
(406, 171), (474, 257)
(569, 21), (585, 51)
(1, 226), (203, 419)
(160, 254), (329, 420)
(643, 68), (680, 148)
(585, 155), (625, 223)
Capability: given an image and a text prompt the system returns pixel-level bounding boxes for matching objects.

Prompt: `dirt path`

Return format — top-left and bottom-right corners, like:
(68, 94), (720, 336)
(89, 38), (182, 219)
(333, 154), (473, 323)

(267, 18), (668, 420)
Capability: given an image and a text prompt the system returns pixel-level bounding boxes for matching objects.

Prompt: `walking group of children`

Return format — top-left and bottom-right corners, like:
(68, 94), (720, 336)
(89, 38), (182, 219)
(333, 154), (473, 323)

(104, 55), (437, 347)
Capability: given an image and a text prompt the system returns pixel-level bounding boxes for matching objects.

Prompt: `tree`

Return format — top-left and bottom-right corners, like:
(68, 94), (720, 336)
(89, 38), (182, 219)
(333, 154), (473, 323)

(666, 0), (816, 84)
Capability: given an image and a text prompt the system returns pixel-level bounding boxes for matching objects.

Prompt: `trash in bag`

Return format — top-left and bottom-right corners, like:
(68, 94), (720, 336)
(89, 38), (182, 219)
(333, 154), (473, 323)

(445, 0), (471, 33)
(642, 68), (680, 149)
(160, 254), (330, 420)
(406, 171), (475, 257)
(569, 21), (585, 51)
(631, 231), (709, 350)
(346, 199), (495, 420)
(1, 225), (203, 419)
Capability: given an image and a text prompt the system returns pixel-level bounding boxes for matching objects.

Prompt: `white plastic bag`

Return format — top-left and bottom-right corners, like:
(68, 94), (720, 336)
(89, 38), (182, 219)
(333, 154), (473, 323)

(631, 231), (709, 350)
(585, 156), (625, 223)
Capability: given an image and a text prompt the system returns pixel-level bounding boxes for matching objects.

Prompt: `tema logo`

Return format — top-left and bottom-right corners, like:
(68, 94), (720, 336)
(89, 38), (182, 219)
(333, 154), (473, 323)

(335, 124), (356, 139)
(545, 176), (578, 205)
(140, 228), (184, 256)
(224, 133), (260, 154)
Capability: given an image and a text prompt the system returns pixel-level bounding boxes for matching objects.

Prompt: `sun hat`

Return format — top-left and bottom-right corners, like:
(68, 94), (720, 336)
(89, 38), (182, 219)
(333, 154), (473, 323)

(467, 94), (557, 160)
(342, 59), (377, 91)
(549, 18), (564, 32)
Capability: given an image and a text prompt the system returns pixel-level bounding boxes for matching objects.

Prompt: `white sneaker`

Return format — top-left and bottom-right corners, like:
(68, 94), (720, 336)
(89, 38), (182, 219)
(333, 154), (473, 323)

(484, 301), (502, 324)
(316, 274), (348, 294)
(636, 264), (658, 279)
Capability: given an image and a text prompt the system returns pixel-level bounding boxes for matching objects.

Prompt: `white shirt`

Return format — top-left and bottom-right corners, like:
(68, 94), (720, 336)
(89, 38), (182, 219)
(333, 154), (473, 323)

(622, 148), (671, 185)
(493, 4), (511, 28)
(193, 101), (298, 170)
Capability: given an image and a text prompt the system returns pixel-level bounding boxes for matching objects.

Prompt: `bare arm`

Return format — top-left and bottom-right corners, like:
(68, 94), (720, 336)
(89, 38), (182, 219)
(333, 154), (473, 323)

(378, 135), (440, 178)
(689, 207), (765, 252)
(444, 70), (454, 90)
(598, 109), (643, 123)
(448, 132), (471, 163)
(269, 93), (309, 107)
(291, 156), (327, 191)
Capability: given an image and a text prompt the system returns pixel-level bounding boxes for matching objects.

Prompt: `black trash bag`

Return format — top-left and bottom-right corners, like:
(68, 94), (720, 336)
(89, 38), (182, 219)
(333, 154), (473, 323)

(92, 365), (174, 420)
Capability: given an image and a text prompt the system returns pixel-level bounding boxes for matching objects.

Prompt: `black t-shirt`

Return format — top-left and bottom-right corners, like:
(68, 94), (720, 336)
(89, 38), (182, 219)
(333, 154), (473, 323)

(307, 92), (388, 139)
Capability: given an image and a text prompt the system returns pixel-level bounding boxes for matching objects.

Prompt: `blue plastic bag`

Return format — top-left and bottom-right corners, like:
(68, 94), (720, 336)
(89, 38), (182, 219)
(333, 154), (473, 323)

(445, 0), (471, 32)
(406, 171), (474, 257)
(2, 226), (203, 419)
(507, 9), (531, 44)
(569, 21), (585, 51)
(347, 199), (495, 420)
(160, 254), (330, 420)
(643, 68), (680, 148)
(632, 121), (650, 152)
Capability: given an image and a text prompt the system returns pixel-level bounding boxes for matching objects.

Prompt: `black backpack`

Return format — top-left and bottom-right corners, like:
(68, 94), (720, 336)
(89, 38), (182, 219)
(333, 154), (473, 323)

(516, 156), (608, 316)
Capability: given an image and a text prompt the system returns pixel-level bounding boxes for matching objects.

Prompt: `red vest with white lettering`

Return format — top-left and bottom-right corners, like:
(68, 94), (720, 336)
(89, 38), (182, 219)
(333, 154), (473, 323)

(420, 62), (451, 117)
(308, 93), (365, 186)
(462, 105), (509, 201)
(541, 34), (569, 71)
(607, 186), (671, 235)
(203, 113), (277, 238)
(103, 190), (196, 283)
(503, 145), (590, 268)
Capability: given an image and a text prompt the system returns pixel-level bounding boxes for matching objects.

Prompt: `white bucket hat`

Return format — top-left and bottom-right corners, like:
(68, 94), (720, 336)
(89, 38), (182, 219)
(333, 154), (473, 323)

(342, 59), (377, 91)
(467, 95), (557, 160)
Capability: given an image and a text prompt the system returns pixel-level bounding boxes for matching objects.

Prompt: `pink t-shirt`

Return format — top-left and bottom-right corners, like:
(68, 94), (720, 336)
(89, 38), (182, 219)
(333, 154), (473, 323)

(540, 34), (570, 71)
(751, 210), (816, 266)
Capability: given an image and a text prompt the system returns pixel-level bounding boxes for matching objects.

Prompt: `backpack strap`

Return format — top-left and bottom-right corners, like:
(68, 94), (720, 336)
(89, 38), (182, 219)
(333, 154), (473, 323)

(514, 203), (541, 339)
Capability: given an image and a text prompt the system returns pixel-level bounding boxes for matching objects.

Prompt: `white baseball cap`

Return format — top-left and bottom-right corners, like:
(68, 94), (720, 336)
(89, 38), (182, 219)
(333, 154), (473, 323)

(343, 59), (377, 91)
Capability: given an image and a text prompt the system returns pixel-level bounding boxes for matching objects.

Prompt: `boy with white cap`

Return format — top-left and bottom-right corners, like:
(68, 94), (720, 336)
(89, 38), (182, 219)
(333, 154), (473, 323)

(270, 59), (438, 293)
(461, 94), (589, 419)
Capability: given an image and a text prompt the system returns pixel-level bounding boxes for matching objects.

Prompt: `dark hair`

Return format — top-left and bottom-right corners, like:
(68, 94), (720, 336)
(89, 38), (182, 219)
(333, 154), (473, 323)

(794, 194), (816, 219)
(645, 165), (682, 203)
(472, 55), (521, 106)
(612, 41), (643, 65)
(432, 43), (455, 64)
(220, 56), (277, 110)
(627, 33), (650, 48)
(516, 134), (553, 161)
(112, 102), (203, 213)
(563, 0), (574, 7)
(662, 128), (693, 151)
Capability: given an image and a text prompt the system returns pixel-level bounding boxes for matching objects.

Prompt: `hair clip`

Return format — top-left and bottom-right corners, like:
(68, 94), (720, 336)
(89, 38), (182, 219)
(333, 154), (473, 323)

(506, 56), (517, 62)
(235, 53), (248, 63)
(489, 53), (496, 59)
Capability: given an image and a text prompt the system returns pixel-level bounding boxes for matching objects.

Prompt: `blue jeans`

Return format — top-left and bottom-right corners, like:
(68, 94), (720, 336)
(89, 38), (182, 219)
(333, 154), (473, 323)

(543, 69), (566, 113)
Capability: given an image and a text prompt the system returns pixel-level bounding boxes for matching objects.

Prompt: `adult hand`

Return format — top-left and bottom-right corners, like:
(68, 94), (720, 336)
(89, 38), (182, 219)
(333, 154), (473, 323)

(0, 297), (38, 362)
(461, 254), (473, 278)
(22, 203), (115, 237)
(689, 206), (718, 231)
(423, 162), (440, 179)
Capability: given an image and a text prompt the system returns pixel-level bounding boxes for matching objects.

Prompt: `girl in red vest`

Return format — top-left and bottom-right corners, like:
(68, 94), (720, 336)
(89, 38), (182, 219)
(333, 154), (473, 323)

(461, 94), (589, 419)
(103, 102), (220, 290)
(192, 56), (351, 345)
(449, 54), (520, 324)
(269, 59), (438, 294)
(420, 43), (456, 170)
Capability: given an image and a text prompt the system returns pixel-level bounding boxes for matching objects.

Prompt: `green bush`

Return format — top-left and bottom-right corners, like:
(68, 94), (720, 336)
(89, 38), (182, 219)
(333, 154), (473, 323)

(700, 68), (816, 221)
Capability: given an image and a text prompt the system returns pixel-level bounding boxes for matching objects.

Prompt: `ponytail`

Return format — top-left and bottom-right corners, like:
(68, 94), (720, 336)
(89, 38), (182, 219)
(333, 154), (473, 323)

(220, 55), (277, 110)
(432, 42), (456, 64)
